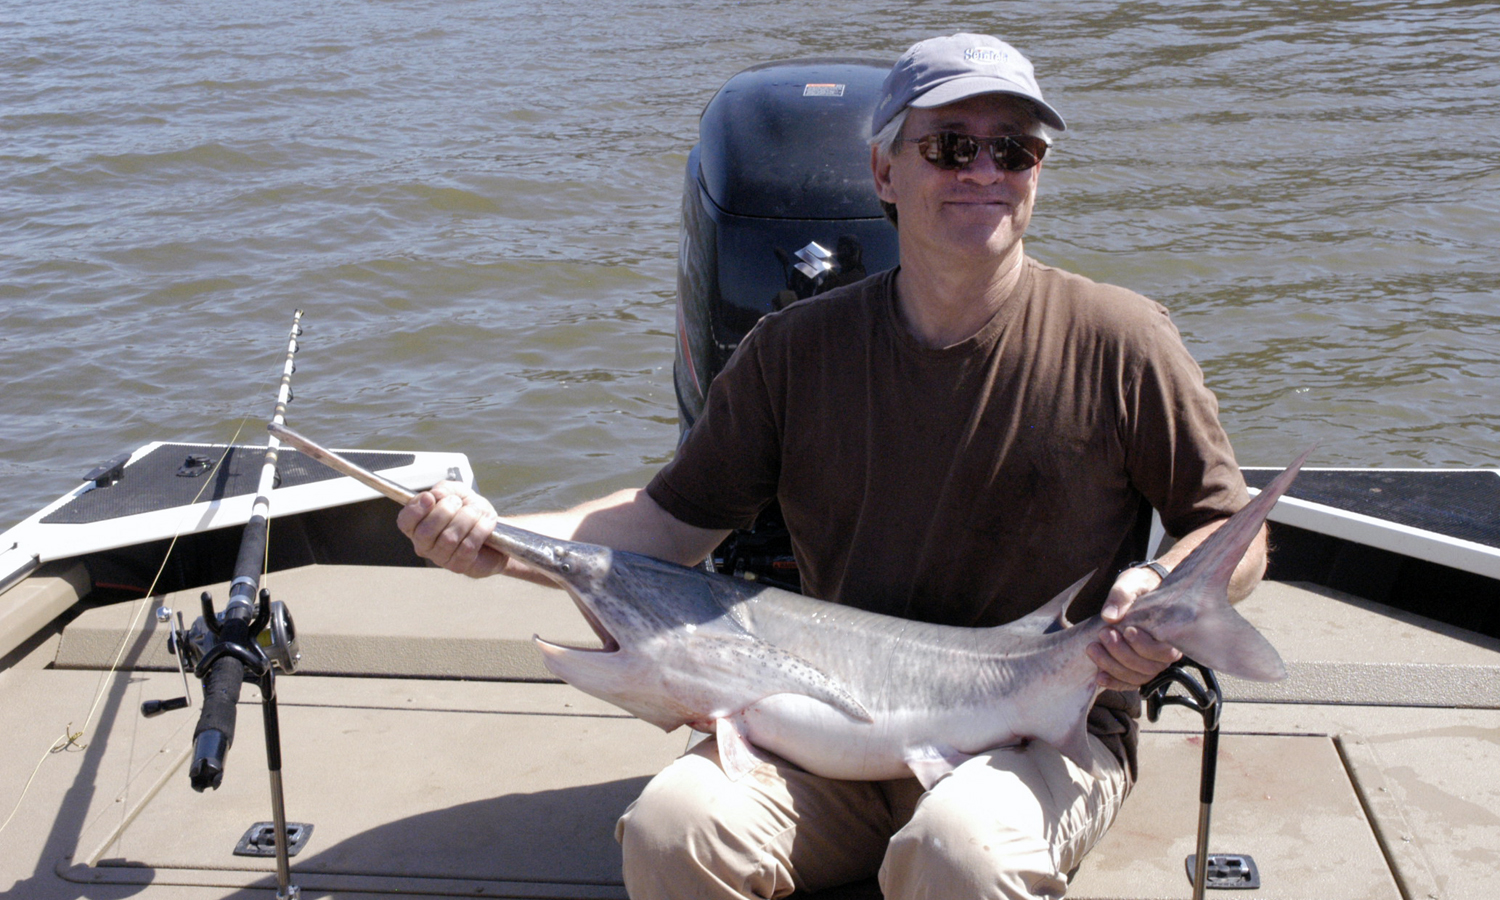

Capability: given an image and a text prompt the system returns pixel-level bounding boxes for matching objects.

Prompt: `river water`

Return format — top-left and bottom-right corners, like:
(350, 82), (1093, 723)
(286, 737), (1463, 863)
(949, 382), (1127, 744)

(3, 0), (1497, 531)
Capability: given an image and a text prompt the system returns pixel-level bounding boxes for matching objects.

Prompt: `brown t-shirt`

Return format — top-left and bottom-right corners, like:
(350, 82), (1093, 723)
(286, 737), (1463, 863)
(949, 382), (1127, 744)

(647, 259), (1250, 775)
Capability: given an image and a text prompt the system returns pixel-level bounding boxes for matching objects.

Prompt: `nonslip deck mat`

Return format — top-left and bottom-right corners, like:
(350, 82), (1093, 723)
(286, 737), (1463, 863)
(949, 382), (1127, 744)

(41, 443), (416, 525)
(1242, 468), (1500, 550)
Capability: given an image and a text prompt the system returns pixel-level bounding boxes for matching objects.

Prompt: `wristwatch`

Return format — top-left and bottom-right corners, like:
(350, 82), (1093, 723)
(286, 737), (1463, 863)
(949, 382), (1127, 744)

(1127, 560), (1170, 581)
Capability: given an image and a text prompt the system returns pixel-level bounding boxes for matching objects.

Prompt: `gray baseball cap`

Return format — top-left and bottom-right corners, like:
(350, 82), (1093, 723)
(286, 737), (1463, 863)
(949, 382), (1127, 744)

(872, 34), (1066, 135)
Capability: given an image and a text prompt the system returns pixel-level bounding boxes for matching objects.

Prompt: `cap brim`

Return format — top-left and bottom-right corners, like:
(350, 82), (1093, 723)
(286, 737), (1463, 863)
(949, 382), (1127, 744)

(910, 77), (1067, 131)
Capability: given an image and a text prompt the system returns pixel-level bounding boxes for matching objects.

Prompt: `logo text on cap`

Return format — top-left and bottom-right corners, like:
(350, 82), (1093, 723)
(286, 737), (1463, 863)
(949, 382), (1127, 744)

(964, 47), (1012, 66)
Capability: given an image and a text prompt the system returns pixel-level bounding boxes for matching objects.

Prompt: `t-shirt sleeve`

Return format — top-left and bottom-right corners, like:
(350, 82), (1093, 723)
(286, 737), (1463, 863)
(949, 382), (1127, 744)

(646, 320), (784, 531)
(1122, 311), (1250, 537)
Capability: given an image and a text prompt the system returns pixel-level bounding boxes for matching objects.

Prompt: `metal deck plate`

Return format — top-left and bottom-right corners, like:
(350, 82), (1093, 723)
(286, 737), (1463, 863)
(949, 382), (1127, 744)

(234, 821), (314, 857)
(1185, 853), (1261, 889)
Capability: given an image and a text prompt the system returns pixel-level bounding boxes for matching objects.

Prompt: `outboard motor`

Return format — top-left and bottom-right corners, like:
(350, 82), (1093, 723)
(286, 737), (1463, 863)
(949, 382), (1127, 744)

(673, 58), (900, 589)
(674, 58), (899, 430)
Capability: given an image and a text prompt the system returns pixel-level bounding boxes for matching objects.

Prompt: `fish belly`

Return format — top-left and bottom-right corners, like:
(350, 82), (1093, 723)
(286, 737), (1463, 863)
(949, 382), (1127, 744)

(731, 695), (1022, 783)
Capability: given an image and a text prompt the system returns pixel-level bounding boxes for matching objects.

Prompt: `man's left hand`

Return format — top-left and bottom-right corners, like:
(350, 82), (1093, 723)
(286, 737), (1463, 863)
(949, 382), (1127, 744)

(1086, 567), (1182, 691)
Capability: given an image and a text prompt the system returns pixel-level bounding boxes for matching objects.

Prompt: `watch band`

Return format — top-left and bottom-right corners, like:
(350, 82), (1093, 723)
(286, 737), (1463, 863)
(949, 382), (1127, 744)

(1128, 560), (1170, 581)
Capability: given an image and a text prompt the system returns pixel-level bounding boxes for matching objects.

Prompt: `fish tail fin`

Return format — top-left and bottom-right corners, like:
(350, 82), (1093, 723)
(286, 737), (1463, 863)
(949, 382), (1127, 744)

(1133, 448), (1311, 683)
(1169, 601), (1287, 682)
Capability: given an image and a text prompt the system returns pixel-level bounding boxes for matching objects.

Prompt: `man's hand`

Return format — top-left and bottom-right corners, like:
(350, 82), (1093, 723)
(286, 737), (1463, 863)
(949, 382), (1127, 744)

(396, 481), (510, 578)
(1086, 566), (1181, 691)
(1086, 516), (1269, 690)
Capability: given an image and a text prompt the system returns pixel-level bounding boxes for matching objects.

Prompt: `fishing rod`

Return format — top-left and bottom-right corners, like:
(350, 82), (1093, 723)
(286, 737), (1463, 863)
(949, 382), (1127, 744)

(168, 310), (308, 900)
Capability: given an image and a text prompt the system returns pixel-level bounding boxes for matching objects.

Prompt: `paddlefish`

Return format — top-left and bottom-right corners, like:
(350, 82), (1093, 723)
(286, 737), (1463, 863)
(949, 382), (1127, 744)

(503, 456), (1301, 787)
(269, 424), (1299, 788)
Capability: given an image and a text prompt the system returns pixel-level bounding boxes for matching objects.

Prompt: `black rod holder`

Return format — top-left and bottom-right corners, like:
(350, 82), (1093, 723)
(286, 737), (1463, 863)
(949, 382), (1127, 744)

(1143, 658), (1250, 900)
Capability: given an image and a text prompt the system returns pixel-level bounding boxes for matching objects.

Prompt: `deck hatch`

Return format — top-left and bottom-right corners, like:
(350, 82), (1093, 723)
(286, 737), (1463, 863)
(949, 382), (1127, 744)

(42, 444), (416, 525)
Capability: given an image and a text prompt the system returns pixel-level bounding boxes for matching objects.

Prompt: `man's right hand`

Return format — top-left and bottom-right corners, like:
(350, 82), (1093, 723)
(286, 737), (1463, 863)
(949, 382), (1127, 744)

(396, 481), (510, 578)
(397, 483), (731, 584)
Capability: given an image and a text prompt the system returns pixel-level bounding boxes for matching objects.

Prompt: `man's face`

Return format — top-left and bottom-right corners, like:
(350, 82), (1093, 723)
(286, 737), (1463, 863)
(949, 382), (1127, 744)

(872, 94), (1043, 265)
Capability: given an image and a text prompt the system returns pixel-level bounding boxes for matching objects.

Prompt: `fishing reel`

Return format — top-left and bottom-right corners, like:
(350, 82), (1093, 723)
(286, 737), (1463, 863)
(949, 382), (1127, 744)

(142, 588), (300, 719)
(182, 586), (302, 677)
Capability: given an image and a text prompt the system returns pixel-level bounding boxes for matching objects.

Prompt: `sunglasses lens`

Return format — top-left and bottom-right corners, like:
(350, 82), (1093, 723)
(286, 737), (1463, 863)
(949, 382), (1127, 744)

(999, 136), (1047, 171)
(917, 133), (979, 169)
(913, 133), (1046, 171)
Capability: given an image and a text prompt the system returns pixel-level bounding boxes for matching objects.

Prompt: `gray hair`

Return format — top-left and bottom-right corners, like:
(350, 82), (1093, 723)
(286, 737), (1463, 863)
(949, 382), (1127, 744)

(868, 109), (910, 225)
(868, 107), (910, 159)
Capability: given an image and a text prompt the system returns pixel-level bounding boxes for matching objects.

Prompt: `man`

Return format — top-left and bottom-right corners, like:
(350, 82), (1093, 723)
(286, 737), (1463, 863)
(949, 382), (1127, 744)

(399, 33), (1266, 900)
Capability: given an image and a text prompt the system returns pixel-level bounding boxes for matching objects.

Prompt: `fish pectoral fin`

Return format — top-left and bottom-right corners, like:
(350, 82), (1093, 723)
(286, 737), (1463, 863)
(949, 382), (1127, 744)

(903, 745), (971, 791)
(715, 717), (771, 781)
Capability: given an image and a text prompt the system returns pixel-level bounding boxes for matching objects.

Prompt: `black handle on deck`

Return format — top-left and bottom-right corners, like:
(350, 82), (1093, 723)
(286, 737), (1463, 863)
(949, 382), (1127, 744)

(141, 696), (189, 717)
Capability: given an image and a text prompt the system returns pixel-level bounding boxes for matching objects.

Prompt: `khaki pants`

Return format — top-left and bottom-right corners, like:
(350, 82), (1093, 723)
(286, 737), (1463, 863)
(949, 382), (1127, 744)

(616, 734), (1129, 899)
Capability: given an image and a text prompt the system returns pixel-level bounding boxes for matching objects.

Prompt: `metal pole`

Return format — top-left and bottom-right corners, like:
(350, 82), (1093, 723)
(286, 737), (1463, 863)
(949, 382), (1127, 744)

(261, 671), (298, 899)
(1191, 722), (1220, 900)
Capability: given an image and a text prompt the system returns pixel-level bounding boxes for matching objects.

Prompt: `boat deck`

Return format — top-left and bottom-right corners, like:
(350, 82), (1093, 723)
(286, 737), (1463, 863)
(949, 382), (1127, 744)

(2, 564), (1497, 899)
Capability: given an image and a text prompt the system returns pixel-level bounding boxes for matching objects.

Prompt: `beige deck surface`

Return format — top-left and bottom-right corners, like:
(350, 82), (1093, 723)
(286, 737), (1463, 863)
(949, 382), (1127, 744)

(52, 564), (603, 681)
(3, 567), (1497, 899)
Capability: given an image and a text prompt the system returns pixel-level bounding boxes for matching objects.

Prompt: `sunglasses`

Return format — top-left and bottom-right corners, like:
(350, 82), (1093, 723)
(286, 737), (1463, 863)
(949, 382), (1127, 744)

(906, 132), (1049, 172)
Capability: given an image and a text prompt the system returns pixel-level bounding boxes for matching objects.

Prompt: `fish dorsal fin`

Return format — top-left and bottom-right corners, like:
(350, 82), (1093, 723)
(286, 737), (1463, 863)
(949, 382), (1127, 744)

(1001, 572), (1093, 637)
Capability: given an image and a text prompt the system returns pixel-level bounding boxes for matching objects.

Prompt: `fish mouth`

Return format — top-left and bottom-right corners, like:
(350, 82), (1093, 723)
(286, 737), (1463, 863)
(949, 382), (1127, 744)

(537, 586), (621, 654)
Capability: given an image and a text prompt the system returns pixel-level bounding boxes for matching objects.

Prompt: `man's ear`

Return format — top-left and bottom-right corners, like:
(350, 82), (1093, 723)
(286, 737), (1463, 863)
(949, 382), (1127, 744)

(871, 145), (897, 204)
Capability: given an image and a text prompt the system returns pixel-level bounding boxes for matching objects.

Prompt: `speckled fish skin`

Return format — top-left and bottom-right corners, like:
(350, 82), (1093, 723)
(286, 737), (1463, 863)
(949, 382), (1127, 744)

(505, 454), (1304, 785)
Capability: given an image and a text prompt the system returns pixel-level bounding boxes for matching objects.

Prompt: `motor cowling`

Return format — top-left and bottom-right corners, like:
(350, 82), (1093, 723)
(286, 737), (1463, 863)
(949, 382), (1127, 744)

(674, 58), (900, 431)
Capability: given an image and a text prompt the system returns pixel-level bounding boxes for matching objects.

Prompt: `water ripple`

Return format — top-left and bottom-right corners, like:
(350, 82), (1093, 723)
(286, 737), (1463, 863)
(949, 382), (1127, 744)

(2, 0), (1498, 528)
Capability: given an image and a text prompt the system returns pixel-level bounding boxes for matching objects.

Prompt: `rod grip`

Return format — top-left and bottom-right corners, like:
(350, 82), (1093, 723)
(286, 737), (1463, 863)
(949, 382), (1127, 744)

(190, 649), (246, 791)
